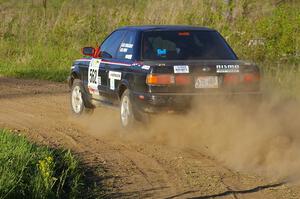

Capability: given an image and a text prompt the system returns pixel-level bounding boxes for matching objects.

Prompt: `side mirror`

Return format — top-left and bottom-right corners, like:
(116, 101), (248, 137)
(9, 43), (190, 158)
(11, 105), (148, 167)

(82, 47), (95, 57)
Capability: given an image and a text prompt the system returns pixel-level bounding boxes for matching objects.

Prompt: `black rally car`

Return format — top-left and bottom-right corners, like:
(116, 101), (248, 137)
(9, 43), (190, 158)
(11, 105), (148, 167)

(68, 25), (261, 128)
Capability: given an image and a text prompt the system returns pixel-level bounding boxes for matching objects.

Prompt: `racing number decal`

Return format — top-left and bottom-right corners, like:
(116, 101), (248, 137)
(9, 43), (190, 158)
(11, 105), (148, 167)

(88, 58), (101, 93)
(89, 68), (97, 84)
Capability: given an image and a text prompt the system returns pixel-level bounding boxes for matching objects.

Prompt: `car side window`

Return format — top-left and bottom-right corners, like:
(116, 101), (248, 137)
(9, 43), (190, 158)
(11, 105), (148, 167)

(116, 31), (136, 60)
(100, 30), (126, 58)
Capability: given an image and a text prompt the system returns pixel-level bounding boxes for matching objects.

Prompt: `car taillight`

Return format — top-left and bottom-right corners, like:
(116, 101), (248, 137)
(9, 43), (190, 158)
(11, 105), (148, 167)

(175, 75), (191, 85)
(243, 73), (260, 83)
(224, 74), (239, 85)
(146, 74), (175, 85)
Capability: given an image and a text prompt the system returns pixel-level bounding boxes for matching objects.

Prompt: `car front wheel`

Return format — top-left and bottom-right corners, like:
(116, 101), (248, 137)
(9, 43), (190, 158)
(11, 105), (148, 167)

(71, 79), (94, 115)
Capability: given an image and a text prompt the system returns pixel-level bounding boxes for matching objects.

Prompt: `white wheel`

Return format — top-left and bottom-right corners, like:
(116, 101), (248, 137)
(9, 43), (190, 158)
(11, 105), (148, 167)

(70, 79), (94, 115)
(71, 85), (83, 114)
(121, 95), (131, 127)
(120, 89), (135, 128)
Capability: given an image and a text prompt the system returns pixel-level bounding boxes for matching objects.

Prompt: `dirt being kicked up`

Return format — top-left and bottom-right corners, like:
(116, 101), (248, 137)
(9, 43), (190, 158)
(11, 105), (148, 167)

(0, 77), (300, 199)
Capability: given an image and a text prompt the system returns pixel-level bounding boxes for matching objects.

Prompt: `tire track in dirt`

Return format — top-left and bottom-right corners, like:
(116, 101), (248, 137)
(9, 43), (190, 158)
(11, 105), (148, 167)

(0, 77), (299, 198)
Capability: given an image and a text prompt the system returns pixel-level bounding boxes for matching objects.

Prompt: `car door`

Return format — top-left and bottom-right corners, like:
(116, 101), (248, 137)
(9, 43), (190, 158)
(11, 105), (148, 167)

(87, 30), (126, 103)
(103, 30), (137, 102)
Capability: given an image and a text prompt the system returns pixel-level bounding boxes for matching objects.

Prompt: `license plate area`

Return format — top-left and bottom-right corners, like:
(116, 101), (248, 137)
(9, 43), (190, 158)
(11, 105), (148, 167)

(195, 76), (219, 88)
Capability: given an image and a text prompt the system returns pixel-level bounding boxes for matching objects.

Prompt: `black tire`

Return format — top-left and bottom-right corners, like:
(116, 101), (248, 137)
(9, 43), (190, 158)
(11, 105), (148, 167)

(70, 79), (94, 115)
(120, 89), (136, 128)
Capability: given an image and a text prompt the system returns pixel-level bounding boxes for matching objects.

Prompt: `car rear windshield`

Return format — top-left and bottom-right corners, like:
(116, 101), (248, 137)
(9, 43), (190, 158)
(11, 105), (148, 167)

(141, 30), (237, 60)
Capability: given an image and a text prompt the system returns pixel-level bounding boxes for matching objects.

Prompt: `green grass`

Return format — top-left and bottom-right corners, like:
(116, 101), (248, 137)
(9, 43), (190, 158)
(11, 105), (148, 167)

(262, 64), (300, 100)
(0, 129), (84, 199)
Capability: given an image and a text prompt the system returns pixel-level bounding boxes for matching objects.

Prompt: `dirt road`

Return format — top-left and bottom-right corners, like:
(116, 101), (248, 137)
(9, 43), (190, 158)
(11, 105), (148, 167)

(0, 77), (299, 199)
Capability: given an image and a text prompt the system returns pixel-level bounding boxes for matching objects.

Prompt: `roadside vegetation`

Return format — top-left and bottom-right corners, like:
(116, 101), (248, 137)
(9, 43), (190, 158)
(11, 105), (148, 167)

(0, 0), (299, 97)
(0, 129), (86, 199)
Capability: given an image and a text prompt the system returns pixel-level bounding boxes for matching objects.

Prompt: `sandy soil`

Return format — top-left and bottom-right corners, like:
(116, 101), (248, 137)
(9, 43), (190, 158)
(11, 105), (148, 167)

(0, 77), (299, 199)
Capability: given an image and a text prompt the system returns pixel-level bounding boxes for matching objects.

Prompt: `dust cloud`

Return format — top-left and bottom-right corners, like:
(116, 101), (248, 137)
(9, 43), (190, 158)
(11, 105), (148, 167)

(75, 93), (300, 181)
(74, 108), (121, 136)
(144, 96), (300, 180)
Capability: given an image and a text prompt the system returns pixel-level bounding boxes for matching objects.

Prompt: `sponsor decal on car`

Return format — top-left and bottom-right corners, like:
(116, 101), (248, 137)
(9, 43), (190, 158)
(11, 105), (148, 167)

(110, 79), (115, 90)
(97, 76), (101, 85)
(216, 64), (239, 73)
(125, 54), (132, 59)
(141, 65), (151, 70)
(108, 71), (122, 80)
(119, 47), (128, 52)
(108, 71), (122, 90)
(174, 65), (189, 73)
(88, 86), (98, 94)
(120, 43), (133, 48)
(157, 49), (167, 56)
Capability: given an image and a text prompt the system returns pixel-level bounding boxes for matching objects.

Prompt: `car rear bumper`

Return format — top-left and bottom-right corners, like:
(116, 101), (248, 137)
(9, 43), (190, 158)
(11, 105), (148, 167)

(131, 91), (262, 113)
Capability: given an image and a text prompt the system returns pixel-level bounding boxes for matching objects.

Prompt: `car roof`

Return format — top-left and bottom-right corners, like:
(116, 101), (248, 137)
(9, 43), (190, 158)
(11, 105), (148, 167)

(117, 25), (215, 32)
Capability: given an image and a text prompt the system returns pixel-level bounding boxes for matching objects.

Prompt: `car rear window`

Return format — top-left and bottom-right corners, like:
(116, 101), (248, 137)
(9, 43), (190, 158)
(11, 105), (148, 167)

(141, 30), (237, 60)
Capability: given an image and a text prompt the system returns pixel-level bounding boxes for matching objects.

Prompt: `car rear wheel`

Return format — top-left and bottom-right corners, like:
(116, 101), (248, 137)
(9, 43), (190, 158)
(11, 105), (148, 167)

(120, 89), (136, 128)
(71, 79), (94, 115)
